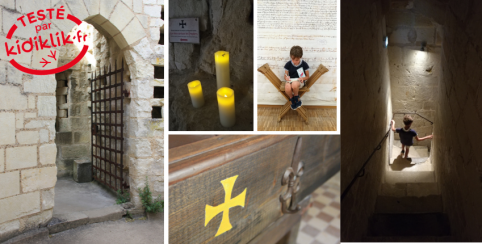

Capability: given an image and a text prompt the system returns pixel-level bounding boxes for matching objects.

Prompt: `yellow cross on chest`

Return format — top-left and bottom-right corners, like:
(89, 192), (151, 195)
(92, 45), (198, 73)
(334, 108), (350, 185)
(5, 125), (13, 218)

(205, 175), (247, 237)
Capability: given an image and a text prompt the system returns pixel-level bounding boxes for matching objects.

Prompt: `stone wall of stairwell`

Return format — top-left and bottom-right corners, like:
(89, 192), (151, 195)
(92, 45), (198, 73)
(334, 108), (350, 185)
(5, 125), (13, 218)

(431, 0), (482, 241)
(0, 0), (164, 240)
(386, 1), (442, 148)
(341, 0), (392, 241)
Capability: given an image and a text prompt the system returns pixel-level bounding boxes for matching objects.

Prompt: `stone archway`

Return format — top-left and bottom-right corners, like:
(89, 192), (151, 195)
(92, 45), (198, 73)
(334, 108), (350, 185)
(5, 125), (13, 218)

(0, 1), (164, 241)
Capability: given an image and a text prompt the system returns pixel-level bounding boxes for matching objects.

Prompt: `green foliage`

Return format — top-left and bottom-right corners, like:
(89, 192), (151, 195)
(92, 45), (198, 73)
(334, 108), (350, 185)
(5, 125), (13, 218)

(138, 177), (164, 213)
(116, 189), (130, 204)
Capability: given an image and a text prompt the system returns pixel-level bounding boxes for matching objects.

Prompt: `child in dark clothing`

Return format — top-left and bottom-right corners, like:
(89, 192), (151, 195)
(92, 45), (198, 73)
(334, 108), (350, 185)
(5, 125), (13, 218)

(284, 46), (310, 110)
(391, 115), (433, 159)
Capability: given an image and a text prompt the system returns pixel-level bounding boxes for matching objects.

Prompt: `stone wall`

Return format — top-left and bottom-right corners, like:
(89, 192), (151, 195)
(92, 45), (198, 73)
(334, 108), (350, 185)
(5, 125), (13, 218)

(431, 0), (482, 241)
(54, 24), (94, 177)
(0, 0), (164, 240)
(341, 0), (392, 241)
(169, 0), (253, 83)
(386, 2), (441, 147)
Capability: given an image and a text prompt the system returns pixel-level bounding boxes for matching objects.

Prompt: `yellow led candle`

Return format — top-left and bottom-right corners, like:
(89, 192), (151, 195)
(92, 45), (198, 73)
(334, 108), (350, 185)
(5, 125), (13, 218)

(217, 87), (235, 127)
(187, 80), (205, 108)
(215, 51), (230, 89)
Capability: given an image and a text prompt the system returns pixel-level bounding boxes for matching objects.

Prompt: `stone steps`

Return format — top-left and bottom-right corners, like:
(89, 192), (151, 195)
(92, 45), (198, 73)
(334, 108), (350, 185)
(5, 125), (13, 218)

(362, 235), (454, 242)
(374, 195), (443, 214)
(379, 182), (440, 197)
(384, 170), (435, 184)
(368, 213), (451, 237)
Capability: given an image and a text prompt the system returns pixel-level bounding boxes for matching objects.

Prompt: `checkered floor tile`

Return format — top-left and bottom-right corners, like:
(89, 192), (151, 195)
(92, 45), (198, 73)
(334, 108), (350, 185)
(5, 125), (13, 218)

(297, 172), (340, 244)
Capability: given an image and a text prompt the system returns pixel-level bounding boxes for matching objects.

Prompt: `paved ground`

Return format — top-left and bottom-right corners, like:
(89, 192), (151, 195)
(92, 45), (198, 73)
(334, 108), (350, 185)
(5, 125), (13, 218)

(54, 178), (117, 215)
(297, 172), (340, 244)
(36, 218), (164, 244)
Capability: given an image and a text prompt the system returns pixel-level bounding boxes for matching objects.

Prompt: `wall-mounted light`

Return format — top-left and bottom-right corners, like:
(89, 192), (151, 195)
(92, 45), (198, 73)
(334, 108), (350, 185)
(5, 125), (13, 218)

(384, 36), (388, 48)
(420, 41), (427, 51)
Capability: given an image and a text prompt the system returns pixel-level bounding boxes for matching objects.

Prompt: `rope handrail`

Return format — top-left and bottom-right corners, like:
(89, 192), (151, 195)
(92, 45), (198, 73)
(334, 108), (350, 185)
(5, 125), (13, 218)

(341, 112), (435, 202)
(341, 126), (391, 202)
(392, 112), (433, 125)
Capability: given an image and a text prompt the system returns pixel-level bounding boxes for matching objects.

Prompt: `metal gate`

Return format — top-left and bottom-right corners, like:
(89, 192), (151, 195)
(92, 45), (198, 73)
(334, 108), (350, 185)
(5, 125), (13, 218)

(91, 60), (129, 191)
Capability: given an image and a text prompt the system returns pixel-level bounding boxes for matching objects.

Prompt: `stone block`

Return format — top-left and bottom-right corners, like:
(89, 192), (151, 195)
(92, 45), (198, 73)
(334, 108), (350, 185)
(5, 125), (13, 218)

(56, 87), (68, 96)
(0, 149), (4, 173)
(0, 220), (20, 243)
(61, 145), (90, 159)
(0, 113), (16, 145)
(129, 139), (152, 157)
(113, 34), (129, 49)
(57, 110), (67, 118)
(71, 118), (90, 130)
(0, 86), (28, 110)
(40, 144), (57, 166)
(55, 132), (73, 145)
(23, 210), (53, 230)
(6, 64), (22, 85)
(99, 0), (117, 18)
(24, 76), (56, 94)
(82, 205), (125, 224)
(73, 132), (90, 144)
(2, 10), (36, 40)
(144, 5), (161, 18)
(121, 0), (133, 8)
(47, 212), (89, 234)
(150, 27), (160, 42)
(137, 14), (149, 28)
(57, 118), (71, 132)
(21, 167), (57, 193)
(73, 159), (92, 183)
(38, 96), (57, 117)
(0, 62), (5, 85)
(0, 172), (20, 199)
(0, 192), (40, 224)
(15, 113), (24, 129)
(25, 113), (36, 119)
(101, 18), (121, 37)
(31, 48), (59, 70)
(25, 119), (54, 129)
(130, 80), (153, 99)
(17, 131), (39, 144)
(122, 18), (147, 45)
(6, 146), (37, 171)
(39, 130), (49, 143)
(133, 0), (143, 13)
(0, 36), (32, 64)
(110, 2), (135, 31)
(28, 95), (36, 109)
(41, 188), (55, 210)
(65, 0), (90, 20)
(83, 0), (101, 16)
(133, 38), (154, 60)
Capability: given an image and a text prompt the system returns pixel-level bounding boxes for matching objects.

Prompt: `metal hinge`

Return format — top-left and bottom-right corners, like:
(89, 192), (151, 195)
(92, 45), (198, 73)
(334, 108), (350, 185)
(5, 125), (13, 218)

(280, 137), (304, 214)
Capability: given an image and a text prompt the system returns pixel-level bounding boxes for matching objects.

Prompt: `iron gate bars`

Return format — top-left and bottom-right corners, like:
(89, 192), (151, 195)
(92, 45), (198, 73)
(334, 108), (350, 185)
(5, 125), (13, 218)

(90, 60), (129, 192)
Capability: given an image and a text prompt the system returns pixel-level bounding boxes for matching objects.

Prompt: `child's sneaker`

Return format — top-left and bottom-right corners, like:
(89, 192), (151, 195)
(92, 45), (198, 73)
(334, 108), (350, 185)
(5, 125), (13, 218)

(295, 96), (302, 108)
(290, 97), (297, 110)
(400, 150), (405, 156)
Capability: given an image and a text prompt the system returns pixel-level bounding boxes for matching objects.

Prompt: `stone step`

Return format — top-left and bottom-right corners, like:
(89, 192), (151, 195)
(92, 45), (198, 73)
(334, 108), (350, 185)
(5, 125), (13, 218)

(362, 235), (454, 242)
(389, 157), (432, 171)
(384, 170), (435, 184)
(379, 183), (440, 197)
(368, 213), (450, 237)
(47, 205), (126, 234)
(374, 195), (443, 214)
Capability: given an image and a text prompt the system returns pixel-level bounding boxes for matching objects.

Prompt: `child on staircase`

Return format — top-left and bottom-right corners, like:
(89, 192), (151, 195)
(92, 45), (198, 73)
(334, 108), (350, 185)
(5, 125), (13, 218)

(391, 115), (433, 159)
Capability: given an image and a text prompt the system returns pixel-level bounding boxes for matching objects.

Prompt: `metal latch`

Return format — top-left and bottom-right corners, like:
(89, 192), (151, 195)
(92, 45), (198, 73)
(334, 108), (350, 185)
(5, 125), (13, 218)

(280, 137), (304, 214)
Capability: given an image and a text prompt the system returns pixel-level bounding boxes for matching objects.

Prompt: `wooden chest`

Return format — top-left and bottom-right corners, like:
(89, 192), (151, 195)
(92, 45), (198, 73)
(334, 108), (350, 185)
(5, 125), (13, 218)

(169, 135), (340, 244)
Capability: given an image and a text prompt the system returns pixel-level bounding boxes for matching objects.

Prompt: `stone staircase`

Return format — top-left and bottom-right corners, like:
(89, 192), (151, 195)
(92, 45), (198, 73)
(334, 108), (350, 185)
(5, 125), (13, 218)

(365, 141), (451, 240)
